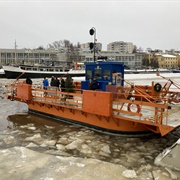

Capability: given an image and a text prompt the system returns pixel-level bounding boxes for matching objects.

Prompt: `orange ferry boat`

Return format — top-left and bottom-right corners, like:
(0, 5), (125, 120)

(6, 61), (180, 136)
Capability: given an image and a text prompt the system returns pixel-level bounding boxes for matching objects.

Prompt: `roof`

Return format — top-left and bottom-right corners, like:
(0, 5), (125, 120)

(161, 54), (176, 58)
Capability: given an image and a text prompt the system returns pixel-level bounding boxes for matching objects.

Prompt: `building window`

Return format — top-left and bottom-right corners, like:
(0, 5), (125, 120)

(34, 53), (39, 58)
(1, 53), (6, 58)
(29, 54), (33, 58)
(17, 53), (23, 58)
(7, 53), (12, 58)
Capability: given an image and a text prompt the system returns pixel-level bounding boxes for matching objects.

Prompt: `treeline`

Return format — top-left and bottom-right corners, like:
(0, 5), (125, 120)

(36, 40), (81, 50)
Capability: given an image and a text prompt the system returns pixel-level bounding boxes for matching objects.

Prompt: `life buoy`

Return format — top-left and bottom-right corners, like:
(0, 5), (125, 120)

(154, 83), (162, 92)
(127, 103), (141, 113)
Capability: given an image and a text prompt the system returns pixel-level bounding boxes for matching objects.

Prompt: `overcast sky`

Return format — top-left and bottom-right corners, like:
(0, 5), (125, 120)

(1, 0), (180, 51)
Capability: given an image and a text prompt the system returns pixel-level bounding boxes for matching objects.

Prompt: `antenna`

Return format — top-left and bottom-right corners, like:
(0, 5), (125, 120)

(14, 40), (18, 49)
(14, 40), (18, 64)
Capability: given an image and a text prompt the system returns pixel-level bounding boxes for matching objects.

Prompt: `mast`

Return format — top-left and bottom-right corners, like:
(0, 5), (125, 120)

(14, 40), (18, 64)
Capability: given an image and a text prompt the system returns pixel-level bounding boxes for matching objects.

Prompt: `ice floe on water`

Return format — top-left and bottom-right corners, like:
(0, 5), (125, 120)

(0, 146), (130, 180)
(0, 116), (179, 179)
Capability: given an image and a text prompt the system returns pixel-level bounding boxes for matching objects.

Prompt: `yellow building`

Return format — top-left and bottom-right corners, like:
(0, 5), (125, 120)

(157, 54), (178, 69)
(174, 54), (180, 67)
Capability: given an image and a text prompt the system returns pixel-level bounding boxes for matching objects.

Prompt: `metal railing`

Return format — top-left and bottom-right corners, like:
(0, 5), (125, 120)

(32, 87), (83, 109)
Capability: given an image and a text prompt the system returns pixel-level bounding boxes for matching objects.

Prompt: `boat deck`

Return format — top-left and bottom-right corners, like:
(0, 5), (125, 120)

(113, 103), (180, 128)
(30, 86), (180, 129)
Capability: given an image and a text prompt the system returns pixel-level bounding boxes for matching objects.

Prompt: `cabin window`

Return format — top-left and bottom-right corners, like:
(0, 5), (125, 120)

(94, 69), (102, 79)
(116, 73), (122, 86)
(103, 70), (110, 80)
(86, 70), (92, 79)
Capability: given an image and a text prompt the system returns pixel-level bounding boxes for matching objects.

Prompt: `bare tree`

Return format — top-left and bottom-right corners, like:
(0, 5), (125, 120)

(36, 46), (45, 50)
(48, 39), (81, 67)
(48, 40), (65, 48)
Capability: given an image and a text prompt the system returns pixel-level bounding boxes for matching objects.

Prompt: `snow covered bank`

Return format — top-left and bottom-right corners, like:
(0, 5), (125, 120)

(72, 73), (180, 82)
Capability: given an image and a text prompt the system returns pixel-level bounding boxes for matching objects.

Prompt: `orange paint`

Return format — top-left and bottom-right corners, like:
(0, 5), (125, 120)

(83, 90), (113, 117)
(17, 84), (32, 100)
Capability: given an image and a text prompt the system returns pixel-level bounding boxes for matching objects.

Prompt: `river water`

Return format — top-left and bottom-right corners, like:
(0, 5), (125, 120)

(0, 75), (180, 179)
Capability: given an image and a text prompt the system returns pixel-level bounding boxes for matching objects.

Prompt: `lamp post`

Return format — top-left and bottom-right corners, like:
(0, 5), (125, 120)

(89, 27), (96, 62)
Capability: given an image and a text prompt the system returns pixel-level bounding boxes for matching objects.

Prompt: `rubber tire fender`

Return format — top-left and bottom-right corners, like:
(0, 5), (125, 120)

(154, 83), (162, 92)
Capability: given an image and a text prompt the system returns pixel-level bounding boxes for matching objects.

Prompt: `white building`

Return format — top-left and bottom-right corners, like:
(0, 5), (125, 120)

(79, 49), (143, 69)
(107, 41), (135, 54)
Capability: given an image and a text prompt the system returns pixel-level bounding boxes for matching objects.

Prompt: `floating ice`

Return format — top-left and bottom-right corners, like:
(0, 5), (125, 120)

(3, 135), (15, 144)
(65, 139), (83, 150)
(122, 169), (137, 178)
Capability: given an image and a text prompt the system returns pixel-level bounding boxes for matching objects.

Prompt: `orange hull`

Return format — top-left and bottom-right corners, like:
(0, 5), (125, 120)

(28, 102), (151, 135)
